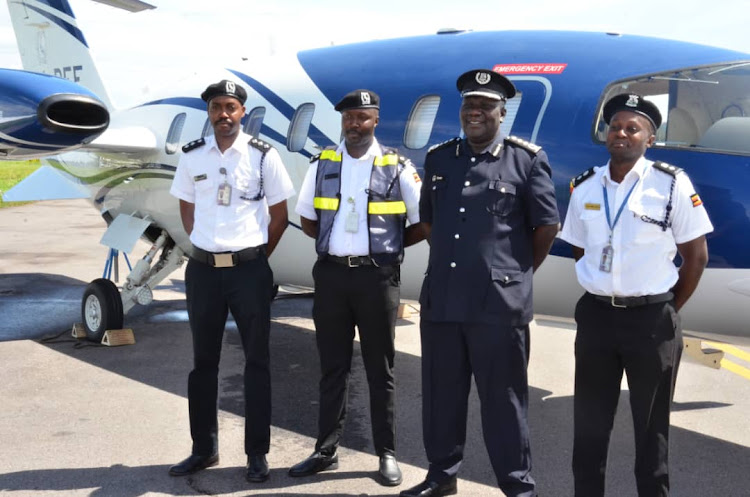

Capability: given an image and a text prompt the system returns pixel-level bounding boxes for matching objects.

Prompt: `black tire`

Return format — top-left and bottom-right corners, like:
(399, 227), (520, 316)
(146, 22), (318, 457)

(81, 278), (123, 342)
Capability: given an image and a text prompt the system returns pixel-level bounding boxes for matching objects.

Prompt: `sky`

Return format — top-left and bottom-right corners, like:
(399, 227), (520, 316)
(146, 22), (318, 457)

(1, 0), (748, 108)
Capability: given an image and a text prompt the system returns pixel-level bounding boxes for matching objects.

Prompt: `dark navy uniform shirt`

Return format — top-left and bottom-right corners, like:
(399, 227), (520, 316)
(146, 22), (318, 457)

(419, 136), (559, 326)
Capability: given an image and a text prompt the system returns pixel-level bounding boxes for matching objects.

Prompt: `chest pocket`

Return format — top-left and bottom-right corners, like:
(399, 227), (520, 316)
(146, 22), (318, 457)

(487, 180), (517, 217)
(579, 207), (609, 246)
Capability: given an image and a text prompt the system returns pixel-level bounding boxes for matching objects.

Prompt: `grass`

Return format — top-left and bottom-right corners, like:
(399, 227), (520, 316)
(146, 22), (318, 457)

(0, 160), (41, 208)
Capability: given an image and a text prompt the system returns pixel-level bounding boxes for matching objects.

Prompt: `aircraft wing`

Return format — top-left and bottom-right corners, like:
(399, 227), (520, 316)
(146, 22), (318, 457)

(2, 165), (89, 202)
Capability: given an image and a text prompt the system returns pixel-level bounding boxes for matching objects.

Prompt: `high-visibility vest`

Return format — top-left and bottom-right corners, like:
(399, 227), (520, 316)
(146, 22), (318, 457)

(313, 146), (407, 266)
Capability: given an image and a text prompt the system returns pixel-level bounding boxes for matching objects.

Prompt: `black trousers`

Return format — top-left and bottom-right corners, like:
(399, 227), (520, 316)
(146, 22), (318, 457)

(312, 259), (400, 456)
(420, 320), (536, 497)
(184, 255), (274, 457)
(573, 292), (683, 497)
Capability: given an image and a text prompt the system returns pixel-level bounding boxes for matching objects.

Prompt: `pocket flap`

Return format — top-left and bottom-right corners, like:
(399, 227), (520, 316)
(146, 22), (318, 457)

(489, 180), (516, 195)
(491, 266), (523, 286)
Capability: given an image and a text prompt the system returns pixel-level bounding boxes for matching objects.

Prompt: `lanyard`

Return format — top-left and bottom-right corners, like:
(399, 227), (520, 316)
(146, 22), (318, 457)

(602, 179), (638, 242)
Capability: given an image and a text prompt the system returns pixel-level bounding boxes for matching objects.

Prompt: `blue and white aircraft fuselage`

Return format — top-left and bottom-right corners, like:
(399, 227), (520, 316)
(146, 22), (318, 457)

(2, 0), (749, 340)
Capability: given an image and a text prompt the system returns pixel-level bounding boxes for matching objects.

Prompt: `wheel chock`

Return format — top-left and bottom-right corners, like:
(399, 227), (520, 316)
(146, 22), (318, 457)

(71, 323), (87, 339)
(101, 328), (135, 347)
(683, 337), (723, 369)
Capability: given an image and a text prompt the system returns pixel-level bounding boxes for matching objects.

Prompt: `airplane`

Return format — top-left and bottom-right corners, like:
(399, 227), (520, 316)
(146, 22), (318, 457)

(2, 0), (749, 344)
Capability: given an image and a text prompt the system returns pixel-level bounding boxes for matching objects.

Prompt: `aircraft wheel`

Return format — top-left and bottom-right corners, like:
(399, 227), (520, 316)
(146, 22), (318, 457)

(81, 278), (123, 342)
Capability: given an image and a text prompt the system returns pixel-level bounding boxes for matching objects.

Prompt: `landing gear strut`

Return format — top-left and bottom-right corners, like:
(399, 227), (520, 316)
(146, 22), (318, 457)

(80, 230), (186, 341)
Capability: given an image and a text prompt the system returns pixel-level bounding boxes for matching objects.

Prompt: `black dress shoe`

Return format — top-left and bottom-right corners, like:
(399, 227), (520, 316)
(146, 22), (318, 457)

(288, 451), (339, 477)
(399, 477), (457, 497)
(246, 454), (270, 482)
(168, 453), (219, 476)
(378, 454), (403, 486)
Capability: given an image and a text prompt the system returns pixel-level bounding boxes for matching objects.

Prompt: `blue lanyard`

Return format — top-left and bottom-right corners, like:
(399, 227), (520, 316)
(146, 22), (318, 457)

(602, 180), (638, 238)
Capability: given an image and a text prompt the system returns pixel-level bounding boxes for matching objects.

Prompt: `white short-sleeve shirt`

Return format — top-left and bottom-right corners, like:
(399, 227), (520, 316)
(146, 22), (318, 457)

(560, 157), (713, 297)
(295, 139), (421, 256)
(170, 132), (295, 252)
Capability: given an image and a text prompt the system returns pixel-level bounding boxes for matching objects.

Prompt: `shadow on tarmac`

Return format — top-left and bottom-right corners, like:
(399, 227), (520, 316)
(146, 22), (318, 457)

(1, 276), (749, 496)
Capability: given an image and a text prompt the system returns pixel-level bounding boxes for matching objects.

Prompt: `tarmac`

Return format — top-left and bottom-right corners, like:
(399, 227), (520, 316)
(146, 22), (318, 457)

(1, 199), (749, 496)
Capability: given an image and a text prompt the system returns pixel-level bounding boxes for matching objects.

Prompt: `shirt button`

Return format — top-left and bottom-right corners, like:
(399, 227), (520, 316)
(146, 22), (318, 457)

(470, 157), (476, 163)
(459, 207), (465, 213)
(454, 233), (460, 239)
(464, 181), (470, 187)
(450, 262), (457, 268)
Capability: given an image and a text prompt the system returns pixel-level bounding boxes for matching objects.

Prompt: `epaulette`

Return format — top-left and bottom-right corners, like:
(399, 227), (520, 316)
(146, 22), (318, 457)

(569, 167), (595, 193)
(182, 138), (205, 153)
(427, 137), (460, 154)
(248, 137), (273, 153)
(505, 135), (541, 154)
(652, 161), (683, 177)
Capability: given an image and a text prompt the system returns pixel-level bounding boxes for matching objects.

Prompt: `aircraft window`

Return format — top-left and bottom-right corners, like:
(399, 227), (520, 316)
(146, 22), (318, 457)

(201, 117), (214, 137)
(404, 95), (440, 149)
(287, 103), (315, 152)
(595, 61), (750, 155)
(499, 92), (522, 136)
(165, 112), (187, 155)
(244, 106), (266, 137)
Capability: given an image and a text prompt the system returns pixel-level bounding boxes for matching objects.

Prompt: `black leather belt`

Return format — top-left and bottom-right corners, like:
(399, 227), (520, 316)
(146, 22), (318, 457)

(588, 292), (673, 308)
(325, 255), (374, 267)
(192, 245), (265, 268)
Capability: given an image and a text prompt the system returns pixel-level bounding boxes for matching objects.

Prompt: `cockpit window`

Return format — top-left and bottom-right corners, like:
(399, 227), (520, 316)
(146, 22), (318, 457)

(595, 62), (750, 155)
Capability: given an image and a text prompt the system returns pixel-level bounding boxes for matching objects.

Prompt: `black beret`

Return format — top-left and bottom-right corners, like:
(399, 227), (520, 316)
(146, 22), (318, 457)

(603, 93), (662, 131)
(457, 69), (516, 100)
(334, 89), (380, 112)
(200, 79), (247, 105)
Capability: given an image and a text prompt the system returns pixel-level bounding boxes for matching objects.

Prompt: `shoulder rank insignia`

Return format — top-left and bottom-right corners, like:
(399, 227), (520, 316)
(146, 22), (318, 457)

(248, 137), (273, 152)
(652, 161), (683, 176)
(427, 137), (460, 154)
(181, 138), (205, 153)
(569, 167), (595, 193)
(505, 135), (541, 154)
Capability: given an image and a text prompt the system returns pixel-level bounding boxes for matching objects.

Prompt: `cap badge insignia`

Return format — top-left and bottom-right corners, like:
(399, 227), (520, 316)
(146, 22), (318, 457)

(360, 91), (371, 105)
(225, 81), (236, 93)
(626, 94), (639, 107)
(475, 72), (491, 85)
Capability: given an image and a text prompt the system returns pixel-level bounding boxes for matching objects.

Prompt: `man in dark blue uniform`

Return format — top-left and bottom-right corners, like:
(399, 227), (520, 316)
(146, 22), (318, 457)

(400, 70), (559, 497)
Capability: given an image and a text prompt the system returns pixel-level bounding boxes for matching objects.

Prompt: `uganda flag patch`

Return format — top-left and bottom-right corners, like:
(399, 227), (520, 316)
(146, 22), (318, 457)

(413, 172), (422, 183)
(690, 193), (703, 207)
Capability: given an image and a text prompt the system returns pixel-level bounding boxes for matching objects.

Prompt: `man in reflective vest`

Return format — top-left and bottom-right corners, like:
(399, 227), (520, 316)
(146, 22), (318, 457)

(290, 89), (425, 487)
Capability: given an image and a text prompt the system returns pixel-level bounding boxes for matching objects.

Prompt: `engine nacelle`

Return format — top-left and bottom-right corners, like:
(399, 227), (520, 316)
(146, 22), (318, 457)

(0, 69), (109, 159)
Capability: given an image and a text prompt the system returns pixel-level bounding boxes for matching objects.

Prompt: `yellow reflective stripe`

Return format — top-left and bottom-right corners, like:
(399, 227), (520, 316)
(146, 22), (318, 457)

(368, 201), (406, 214)
(320, 150), (342, 162)
(314, 197), (339, 210)
(373, 154), (399, 166)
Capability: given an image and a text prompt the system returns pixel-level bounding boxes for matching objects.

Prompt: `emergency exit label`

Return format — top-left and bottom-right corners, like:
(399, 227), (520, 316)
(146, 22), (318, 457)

(493, 63), (568, 74)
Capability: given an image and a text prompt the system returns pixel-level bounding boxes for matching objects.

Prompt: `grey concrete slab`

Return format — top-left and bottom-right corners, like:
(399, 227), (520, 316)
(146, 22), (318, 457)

(1, 200), (749, 496)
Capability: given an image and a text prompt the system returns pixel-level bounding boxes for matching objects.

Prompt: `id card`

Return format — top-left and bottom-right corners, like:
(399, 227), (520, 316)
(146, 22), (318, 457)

(344, 210), (359, 233)
(217, 182), (232, 206)
(599, 244), (613, 273)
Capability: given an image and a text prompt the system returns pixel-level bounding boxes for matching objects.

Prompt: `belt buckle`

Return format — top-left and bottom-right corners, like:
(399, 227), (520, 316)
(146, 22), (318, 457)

(347, 256), (359, 267)
(213, 253), (235, 268)
(611, 295), (627, 308)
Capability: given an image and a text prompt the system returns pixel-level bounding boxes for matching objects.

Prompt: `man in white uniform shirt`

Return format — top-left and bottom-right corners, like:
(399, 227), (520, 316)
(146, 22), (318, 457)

(561, 93), (713, 497)
(168, 80), (295, 483)
(289, 89), (424, 487)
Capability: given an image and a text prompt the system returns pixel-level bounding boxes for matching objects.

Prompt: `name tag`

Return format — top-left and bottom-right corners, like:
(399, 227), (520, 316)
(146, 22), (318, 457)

(194, 174), (208, 182)
(584, 203), (601, 211)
